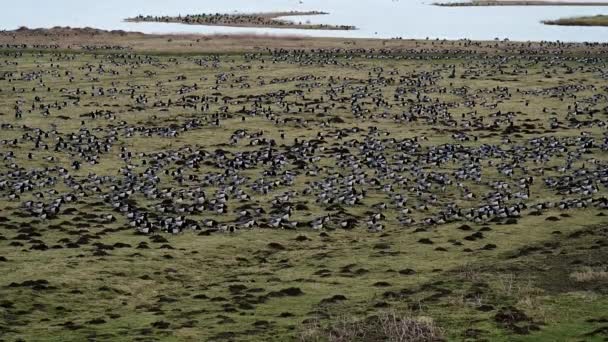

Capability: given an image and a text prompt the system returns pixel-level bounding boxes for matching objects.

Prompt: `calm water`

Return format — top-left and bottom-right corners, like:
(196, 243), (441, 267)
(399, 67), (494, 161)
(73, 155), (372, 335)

(3, 0), (608, 42)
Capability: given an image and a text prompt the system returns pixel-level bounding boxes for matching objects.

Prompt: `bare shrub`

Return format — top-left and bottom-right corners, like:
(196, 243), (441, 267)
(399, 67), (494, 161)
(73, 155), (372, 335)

(377, 311), (443, 342)
(455, 262), (482, 282)
(496, 273), (515, 296)
(570, 267), (608, 282)
(299, 311), (443, 342)
(446, 293), (466, 308)
(327, 316), (368, 342)
(299, 319), (324, 342)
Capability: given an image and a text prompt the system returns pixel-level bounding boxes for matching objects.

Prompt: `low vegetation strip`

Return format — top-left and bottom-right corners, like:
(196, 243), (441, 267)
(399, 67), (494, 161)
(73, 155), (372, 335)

(435, 0), (608, 6)
(125, 11), (357, 30)
(543, 15), (608, 26)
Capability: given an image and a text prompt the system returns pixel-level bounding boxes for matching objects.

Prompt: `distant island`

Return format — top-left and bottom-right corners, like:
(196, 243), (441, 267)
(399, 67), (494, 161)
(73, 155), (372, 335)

(435, 0), (608, 6)
(543, 14), (608, 26)
(125, 11), (357, 30)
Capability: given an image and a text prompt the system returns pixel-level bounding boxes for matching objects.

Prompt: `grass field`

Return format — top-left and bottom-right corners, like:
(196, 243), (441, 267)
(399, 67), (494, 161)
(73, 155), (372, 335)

(0, 30), (607, 341)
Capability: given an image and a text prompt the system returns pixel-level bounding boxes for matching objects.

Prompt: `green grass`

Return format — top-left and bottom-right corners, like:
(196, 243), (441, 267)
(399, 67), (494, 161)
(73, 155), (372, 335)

(0, 49), (607, 341)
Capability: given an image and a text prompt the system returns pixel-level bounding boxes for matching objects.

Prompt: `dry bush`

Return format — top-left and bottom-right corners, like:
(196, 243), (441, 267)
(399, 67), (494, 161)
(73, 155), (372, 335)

(446, 293), (466, 308)
(570, 267), (608, 282)
(496, 273), (515, 296)
(455, 262), (482, 282)
(299, 319), (324, 342)
(376, 311), (443, 342)
(299, 311), (443, 342)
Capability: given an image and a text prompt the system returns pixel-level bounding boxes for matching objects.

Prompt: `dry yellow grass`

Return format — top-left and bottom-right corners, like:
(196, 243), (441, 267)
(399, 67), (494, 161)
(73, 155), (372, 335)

(570, 267), (608, 282)
(2, 27), (608, 55)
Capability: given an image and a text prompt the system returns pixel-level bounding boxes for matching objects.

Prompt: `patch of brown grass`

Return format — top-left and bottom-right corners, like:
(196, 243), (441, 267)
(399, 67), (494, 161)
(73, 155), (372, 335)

(570, 267), (608, 283)
(299, 311), (444, 342)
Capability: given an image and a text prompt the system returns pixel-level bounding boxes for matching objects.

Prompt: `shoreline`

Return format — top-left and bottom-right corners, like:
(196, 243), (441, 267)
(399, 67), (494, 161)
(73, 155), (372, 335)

(124, 11), (357, 31)
(543, 14), (608, 26)
(435, 0), (608, 6)
(2, 26), (608, 55)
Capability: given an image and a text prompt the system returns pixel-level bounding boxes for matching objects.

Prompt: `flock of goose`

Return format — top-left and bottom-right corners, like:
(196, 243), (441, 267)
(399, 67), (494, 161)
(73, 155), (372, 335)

(125, 12), (357, 31)
(1, 44), (607, 238)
